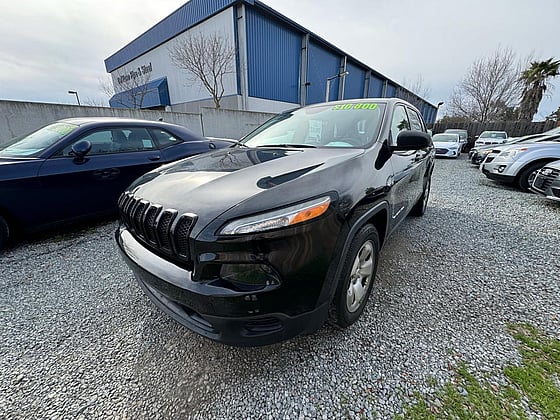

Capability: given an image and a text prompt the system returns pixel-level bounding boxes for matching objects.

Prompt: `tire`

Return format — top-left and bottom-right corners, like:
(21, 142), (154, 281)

(331, 224), (380, 328)
(517, 162), (547, 192)
(0, 215), (9, 249)
(409, 177), (431, 217)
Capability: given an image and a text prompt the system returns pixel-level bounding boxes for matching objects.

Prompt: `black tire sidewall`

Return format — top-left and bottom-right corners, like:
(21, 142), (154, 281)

(332, 224), (380, 328)
(518, 162), (546, 191)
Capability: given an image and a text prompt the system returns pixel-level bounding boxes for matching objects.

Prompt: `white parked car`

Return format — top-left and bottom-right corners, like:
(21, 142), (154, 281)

(474, 131), (508, 147)
(432, 133), (462, 158)
(480, 135), (560, 191)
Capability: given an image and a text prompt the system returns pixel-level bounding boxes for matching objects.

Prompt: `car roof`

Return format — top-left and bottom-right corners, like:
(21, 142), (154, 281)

(57, 117), (177, 127)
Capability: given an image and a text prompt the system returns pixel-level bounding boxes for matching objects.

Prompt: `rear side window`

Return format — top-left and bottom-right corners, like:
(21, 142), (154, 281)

(149, 128), (181, 148)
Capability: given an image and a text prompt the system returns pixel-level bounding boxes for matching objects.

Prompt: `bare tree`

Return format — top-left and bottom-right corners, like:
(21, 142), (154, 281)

(100, 65), (153, 109)
(448, 47), (522, 123)
(168, 31), (236, 109)
(402, 74), (432, 101)
(82, 97), (109, 107)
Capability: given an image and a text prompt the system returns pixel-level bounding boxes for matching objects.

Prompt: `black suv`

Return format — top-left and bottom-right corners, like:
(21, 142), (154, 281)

(116, 99), (434, 346)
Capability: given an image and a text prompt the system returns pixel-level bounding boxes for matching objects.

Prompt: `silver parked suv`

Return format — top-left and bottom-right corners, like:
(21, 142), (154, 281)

(480, 135), (560, 191)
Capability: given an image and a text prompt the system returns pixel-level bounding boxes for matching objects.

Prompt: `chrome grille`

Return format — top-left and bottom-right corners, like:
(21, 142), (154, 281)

(118, 192), (197, 262)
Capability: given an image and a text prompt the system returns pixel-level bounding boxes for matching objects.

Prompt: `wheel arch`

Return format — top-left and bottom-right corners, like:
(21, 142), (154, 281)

(515, 158), (558, 181)
(0, 205), (20, 235)
(318, 200), (389, 307)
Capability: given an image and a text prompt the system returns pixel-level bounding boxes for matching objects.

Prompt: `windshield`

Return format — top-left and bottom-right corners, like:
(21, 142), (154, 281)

(0, 122), (78, 157)
(242, 102), (386, 149)
(480, 131), (506, 139)
(433, 133), (459, 142)
(445, 129), (466, 138)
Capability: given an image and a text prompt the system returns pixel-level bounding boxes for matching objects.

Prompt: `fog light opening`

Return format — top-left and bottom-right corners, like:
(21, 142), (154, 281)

(218, 264), (280, 291)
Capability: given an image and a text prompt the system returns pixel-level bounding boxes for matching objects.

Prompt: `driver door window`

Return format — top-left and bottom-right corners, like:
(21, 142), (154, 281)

(59, 128), (155, 156)
(390, 105), (410, 145)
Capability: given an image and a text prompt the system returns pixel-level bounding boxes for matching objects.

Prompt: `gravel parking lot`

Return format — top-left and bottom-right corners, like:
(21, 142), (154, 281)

(1, 156), (559, 419)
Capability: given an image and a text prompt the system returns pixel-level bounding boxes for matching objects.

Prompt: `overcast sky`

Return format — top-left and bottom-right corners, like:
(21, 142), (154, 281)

(1, 0), (559, 119)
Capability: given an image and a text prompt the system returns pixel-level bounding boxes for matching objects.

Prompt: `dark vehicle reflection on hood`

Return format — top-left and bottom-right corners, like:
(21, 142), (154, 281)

(163, 148), (296, 174)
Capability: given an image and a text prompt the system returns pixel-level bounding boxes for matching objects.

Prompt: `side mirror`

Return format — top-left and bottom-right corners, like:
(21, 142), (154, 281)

(71, 140), (92, 162)
(475, 135), (479, 139)
(394, 130), (431, 151)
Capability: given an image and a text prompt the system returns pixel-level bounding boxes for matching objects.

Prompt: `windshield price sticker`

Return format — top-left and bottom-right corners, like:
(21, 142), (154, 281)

(47, 123), (77, 136)
(332, 103), (378, 110)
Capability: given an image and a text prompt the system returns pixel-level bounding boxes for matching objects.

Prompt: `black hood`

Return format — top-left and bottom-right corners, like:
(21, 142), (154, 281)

(129, 147), (365, 230)
(0, 157), (42, 181)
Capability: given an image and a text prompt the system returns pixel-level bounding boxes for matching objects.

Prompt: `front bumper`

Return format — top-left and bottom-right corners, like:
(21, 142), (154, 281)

(480, 165), (515, 184)
(530, 169), (560, 201)
(116, 223), (335, 346)
(435, 148), (460, 158)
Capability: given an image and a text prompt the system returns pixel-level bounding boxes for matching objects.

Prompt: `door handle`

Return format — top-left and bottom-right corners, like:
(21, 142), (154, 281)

(148, 155), (161, 161)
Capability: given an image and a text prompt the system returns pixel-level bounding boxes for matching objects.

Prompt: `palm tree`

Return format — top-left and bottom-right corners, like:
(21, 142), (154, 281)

(517, 58), (560, 121)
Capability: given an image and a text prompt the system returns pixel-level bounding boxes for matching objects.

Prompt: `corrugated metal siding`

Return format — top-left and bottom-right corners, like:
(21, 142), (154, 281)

(245, 8), (300, 103)
(385, 83), (397, 98)
(105, 0), (239, 72)
(109, 77), (170, 109)
(344, 61), (366, 100)
(306, 40), (342, 104)
(368, 75), (384, 98)
(425, 107), (436, 124)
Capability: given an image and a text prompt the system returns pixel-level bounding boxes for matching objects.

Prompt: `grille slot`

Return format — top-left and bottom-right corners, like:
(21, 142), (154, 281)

(157, 210), (176, 252)
(144, 205), (162, 245)
(118, 193), (196, 262)
(174, 214), (197, 257)
(243, 318), (283, 335)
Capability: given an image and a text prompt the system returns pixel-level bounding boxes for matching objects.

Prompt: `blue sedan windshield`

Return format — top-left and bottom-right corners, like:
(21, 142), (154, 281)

(0, 122), (78, 157)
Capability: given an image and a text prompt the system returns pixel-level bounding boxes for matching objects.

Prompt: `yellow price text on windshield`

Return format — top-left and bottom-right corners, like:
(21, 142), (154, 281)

(332, 103), (378, 110)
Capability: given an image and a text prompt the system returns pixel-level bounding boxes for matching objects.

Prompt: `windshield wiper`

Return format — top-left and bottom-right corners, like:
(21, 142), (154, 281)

(255, 144), (317, 148)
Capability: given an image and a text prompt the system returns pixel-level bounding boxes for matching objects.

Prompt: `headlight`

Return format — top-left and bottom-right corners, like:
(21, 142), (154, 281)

(481, 149), (492, 155)
(220, 196), (331, 235)
(499, 148), (528, 159)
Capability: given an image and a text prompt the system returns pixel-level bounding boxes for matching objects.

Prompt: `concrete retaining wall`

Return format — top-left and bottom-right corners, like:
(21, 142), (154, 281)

(0, 100), (276, 145)
(201, 107), (275, 139)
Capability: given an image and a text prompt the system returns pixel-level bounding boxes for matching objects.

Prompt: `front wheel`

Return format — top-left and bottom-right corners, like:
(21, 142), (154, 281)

(517, 162), (547, 192)
(331, 224), (380, 328)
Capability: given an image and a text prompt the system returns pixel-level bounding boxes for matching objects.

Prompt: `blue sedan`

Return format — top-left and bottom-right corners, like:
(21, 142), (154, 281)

(0, 117), (233, 247)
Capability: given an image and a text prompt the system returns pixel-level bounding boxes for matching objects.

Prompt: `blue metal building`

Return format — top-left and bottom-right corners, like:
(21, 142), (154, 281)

(105, 0), (437, 123)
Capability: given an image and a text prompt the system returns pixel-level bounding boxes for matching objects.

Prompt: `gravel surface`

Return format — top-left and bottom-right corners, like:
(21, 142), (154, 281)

(1, 156), (559, 419)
